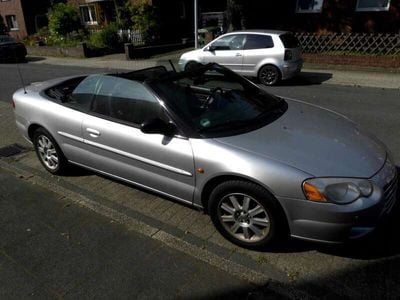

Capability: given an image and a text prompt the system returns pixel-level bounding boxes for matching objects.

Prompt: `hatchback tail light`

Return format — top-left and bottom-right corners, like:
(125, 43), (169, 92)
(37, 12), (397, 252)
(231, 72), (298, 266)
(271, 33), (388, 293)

(284, 49), (293, 61)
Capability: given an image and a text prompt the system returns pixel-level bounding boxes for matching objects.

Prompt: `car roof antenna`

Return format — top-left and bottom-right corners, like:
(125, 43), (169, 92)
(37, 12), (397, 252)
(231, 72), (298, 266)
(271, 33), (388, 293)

(14, 50), (27, 94)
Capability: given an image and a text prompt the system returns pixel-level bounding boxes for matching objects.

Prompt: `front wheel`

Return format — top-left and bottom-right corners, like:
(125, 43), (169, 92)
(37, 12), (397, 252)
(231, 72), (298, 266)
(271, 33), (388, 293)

(208, 180), (287, 249)
(33, 128), (68, 175)
(258, 65), (281, 86)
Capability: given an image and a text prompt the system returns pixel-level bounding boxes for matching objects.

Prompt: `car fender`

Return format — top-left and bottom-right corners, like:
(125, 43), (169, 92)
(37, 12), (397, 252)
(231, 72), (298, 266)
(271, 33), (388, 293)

(255, 58), (283, 76)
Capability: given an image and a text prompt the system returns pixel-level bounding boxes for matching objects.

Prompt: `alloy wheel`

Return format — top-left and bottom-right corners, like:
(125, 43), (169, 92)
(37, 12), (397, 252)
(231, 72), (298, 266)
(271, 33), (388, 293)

(37, 135), (59, 170)
(217, 193), (270, 243)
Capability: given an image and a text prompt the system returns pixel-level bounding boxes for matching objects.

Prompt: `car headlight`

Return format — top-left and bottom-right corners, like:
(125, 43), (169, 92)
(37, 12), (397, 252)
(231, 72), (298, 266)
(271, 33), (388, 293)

(303, 178), (373, 204)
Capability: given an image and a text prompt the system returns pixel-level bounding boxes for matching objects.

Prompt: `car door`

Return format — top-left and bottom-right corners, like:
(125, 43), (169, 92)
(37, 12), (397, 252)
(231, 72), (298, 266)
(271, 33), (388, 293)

(202, 34), (245, 73)
(241, 34), (277, 76)
(79, 75), (195, 203)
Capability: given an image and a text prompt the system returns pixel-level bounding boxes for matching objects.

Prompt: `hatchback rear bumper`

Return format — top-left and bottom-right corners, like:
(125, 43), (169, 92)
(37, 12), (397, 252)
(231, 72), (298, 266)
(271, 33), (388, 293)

(281, 59), (303, 80)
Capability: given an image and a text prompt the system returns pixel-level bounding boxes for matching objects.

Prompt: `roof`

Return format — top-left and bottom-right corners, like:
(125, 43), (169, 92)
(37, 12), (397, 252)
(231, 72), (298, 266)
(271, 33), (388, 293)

(224, 29), (290, 35)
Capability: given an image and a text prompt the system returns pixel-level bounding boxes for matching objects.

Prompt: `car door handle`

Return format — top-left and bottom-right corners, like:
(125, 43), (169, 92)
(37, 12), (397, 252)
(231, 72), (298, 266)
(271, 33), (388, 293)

(86, 128), (100, 137)
(235, 53), (242, 57)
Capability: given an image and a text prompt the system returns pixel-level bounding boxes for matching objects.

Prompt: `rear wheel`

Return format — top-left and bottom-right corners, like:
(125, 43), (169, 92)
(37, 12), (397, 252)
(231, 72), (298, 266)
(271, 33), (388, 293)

(258, 65), (281, 86)
(33, 128), (68, 174)
(208, 180), (287, 249)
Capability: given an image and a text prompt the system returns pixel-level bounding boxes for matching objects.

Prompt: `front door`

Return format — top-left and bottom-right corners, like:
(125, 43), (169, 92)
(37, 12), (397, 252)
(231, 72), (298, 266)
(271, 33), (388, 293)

(202, 34), (245, 73)
(78, 75), (195, 203)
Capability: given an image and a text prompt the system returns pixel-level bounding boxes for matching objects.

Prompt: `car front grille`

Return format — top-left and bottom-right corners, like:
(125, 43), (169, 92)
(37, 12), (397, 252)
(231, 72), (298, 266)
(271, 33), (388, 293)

(382, 173), (398, 214)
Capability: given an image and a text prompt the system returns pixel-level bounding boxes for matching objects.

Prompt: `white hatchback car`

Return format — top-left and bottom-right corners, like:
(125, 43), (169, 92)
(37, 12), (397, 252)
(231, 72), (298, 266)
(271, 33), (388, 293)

(179, 30), (303, 85)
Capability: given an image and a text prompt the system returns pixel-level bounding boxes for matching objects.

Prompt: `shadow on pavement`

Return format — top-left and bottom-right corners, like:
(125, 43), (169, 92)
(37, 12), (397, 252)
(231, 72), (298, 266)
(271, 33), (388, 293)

(61, 164), (400, 261)
(26, 56), (46, 63)
(281, 71), (333, 86)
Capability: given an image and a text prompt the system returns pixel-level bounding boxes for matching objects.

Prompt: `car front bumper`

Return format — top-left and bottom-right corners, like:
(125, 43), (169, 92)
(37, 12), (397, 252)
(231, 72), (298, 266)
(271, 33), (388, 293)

(280, 158), (398, 244)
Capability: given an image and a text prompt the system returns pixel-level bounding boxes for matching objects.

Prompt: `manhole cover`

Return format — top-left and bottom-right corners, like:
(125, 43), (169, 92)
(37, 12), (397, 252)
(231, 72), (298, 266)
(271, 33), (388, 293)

(0, 144), (28, 157)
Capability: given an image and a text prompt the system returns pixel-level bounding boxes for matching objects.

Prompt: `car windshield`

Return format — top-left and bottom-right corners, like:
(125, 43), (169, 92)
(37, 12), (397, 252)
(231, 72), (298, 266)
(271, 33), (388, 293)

(0, 36), (15, 43)
(148, 64), (287, 137)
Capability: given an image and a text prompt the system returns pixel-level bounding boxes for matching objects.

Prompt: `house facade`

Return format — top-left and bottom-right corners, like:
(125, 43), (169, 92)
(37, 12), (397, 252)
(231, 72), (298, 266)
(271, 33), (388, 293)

(67, 0), (118, 28)
(0, 0), (51, 40)
(221, 0), (399, 34)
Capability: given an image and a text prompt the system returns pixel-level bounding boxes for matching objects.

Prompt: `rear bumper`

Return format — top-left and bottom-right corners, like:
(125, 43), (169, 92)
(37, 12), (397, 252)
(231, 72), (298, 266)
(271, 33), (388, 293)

(280, 158), (398, 244)
(280, 59), (303, 80)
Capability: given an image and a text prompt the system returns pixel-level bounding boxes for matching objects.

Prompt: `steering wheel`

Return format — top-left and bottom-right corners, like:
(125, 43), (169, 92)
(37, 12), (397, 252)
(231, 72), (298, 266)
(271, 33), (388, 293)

(203, 87), (224, 109)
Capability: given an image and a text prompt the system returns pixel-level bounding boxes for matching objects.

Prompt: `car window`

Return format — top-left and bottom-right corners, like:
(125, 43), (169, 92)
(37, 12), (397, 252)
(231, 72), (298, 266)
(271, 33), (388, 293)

(244, 35), (274, 50)
(68, 75), (101, 111)
(210, 34), (245, 51)
(279, 33), (299, 48)
(0, 36), (15, 43)
(89, 75), (162, 125)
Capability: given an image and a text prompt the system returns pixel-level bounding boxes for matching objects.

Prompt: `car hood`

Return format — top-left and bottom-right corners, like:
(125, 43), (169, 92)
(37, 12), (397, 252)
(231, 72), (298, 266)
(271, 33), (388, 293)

(180, 49), (203, 60)
(214, 98), (386, 178)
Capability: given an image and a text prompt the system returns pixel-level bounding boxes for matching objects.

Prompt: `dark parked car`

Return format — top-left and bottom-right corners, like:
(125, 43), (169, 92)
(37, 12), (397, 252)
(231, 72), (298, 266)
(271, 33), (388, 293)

(0, 35), (27, 62)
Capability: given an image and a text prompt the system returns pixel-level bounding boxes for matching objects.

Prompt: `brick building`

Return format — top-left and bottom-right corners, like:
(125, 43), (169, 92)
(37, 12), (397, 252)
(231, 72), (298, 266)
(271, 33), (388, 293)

(0, 0), (51, 40)
(66, 0), (117, 27)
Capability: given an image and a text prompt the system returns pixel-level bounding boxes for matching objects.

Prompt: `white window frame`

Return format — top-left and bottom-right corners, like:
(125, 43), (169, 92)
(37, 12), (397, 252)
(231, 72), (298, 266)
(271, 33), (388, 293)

(5, 15), (18, 31)
(356, 0), (391, 12)
(296, 0), (324, 13)
(80, 5), (98, 25)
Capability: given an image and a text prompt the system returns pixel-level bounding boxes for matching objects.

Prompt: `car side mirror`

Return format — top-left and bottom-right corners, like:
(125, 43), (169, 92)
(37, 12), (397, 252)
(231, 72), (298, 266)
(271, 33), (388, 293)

(207, 45), (216, 52)
(140, 118), (176, 136)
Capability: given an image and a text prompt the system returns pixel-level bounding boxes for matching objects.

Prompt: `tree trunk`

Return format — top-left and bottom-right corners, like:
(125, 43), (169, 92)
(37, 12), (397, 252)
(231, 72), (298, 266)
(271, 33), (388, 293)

(226, 0), (247, 32)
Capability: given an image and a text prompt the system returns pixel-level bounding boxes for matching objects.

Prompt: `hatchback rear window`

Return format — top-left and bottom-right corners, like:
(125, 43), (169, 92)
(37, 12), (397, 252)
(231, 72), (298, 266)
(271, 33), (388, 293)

(279, 34), (299, 48)
(244, 35), (274, 50)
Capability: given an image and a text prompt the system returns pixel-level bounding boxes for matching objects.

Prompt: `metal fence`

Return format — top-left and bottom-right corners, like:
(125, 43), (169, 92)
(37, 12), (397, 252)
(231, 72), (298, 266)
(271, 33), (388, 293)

(295, 32), (400, 55)
(117, 29), (144, 46)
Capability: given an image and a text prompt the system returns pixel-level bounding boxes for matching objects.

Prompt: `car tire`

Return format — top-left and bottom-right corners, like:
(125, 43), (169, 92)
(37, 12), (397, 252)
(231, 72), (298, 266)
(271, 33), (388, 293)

(184, 61), (201, 72)
(258, 65), (281, 86)
(208, 180), (287, 250)
(33, 128), (68, 175)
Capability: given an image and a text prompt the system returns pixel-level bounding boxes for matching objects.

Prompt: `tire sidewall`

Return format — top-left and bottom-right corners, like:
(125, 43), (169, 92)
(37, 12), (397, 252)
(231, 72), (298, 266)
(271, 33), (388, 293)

(209, 180), (283, 249)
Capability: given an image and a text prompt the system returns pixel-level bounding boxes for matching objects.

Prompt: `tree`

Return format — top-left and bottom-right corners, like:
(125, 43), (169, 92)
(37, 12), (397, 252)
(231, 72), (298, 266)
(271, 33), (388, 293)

(48, 3), (81, 38)
(0, 15), (8, 35)
(114, 0), (134, 29)
(130, 0), (160, 44)
(226, 0), (248, 31)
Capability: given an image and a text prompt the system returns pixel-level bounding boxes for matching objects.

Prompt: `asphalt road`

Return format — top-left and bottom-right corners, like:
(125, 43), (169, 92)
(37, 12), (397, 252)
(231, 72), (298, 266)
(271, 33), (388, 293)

(1, 62), (399, 163)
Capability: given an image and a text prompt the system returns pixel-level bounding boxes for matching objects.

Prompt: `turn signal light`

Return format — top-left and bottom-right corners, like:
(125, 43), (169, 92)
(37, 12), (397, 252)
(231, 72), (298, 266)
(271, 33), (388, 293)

(303, 182), (327, 202)
(284, 49), (293, 61)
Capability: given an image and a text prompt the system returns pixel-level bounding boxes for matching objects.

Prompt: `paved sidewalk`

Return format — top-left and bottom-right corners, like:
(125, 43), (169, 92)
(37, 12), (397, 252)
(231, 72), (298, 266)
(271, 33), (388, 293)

(27, 54), (400, 90)
(0, 169), (260, 299)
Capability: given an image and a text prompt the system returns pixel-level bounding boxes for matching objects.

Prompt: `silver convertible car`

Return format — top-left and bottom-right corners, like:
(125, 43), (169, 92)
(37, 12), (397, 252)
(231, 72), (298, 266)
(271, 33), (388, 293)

(13, 64), (397, 249)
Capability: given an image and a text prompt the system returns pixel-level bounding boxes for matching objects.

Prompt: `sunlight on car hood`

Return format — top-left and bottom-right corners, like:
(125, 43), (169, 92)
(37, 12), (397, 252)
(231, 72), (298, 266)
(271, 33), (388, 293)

(214, 98), (386, 178)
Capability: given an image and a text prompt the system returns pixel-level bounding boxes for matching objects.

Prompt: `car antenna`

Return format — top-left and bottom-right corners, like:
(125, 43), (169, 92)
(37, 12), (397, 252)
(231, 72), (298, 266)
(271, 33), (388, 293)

(14, 50), (27, 94)
(168, 59), (176, 72)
